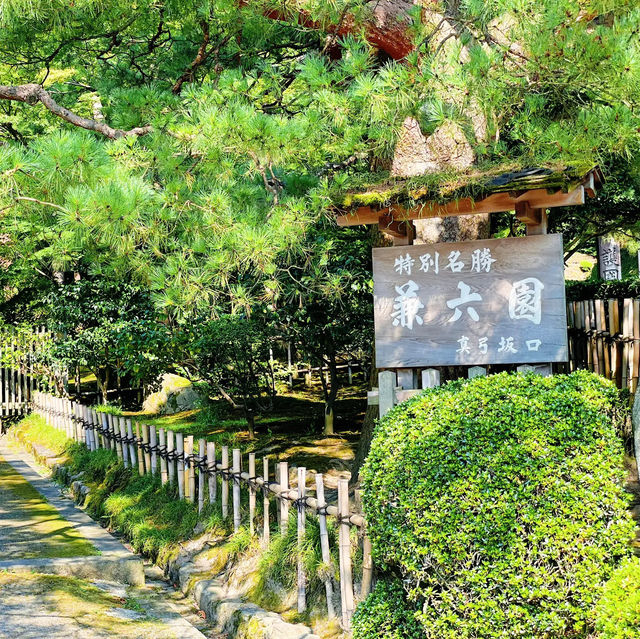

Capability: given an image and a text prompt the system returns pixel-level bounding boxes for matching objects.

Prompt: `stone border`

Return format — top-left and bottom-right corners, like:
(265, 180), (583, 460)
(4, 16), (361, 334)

(0, 556), (145, 586)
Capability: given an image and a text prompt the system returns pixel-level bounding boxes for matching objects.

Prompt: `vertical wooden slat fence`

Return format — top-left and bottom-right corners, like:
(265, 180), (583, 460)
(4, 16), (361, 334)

(566, 298), (640, 391)
(31, 391), (371, 629)
(0, 327), (53, 418)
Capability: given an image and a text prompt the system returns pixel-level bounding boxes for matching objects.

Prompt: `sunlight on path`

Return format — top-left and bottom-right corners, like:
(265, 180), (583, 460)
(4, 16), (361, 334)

(0, 572), (183, 639)
(0, 454), (97, 560)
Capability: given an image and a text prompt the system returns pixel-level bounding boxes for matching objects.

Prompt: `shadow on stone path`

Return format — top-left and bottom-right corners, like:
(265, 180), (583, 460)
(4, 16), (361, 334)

(0, 439), (217, 638)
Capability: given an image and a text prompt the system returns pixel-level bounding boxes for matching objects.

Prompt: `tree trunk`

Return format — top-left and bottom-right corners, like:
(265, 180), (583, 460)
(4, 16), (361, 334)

(351, 403), (377, 485)
(320, 352), (339, 436)
(239, 0), (416, 60)
(95, 368), (109, 404)
(246, 410), (256, 439)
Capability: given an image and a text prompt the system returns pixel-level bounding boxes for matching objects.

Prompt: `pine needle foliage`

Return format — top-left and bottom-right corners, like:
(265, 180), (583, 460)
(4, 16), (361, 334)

(0, 0), (637, 316)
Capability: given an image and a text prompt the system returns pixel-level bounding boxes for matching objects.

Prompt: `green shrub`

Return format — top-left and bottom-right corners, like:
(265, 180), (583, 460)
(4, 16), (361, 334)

(595, 556), (640, 639)
(359, 371), (634, 639)
(352, 579), (423, 639)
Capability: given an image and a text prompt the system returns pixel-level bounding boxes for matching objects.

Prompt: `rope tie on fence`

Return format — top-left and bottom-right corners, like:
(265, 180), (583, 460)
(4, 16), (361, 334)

(156, 444), (168, 457)
(165, 449), (180, 462)
(293, 495), (307, 513)
(183, 453), (194, 468)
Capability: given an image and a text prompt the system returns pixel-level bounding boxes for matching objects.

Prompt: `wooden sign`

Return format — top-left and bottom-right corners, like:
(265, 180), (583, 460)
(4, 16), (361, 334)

(598, 237), (622, 281)
(373, 234), (568, 367)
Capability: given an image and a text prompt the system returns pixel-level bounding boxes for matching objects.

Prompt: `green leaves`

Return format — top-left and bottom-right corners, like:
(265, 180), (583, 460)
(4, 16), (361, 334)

(359, 371), (634, 639)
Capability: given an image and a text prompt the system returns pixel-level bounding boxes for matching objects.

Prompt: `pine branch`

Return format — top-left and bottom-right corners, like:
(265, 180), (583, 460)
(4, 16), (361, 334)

(14, 197), (68, 212)
(0, 84), (153, 140)
(172, 22), (231, 94)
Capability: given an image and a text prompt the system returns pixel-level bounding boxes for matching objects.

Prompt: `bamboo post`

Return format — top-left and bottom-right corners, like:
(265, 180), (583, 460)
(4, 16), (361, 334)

(167, 429), (175, 484)
(279, 461), (289, 534)
(315, 474), (335, 618)
(566, 302), (574, 372)
(232, 449), (241, 532)
(119, 417), (129, 468)
(249, 453), (256, 536)
(221, 446), (229, 518)
(112, 414), (123, 460)
(590, 300), (600, 375)
(135, 423), (144, 475)
(186, 435), (195, 503)
(622, 299), (631, 388)
(207, 442), (216, 504)
(176, 432), (185, 499)
(610, 299), (620, 385)
(297, 466), (307, 613)
(594, 299), (608, 377)
(262, 457), (270, 545)
(142, 423), (151, 473)
(159, 428), (168, 485)
(631, 299), (640, 393)
(86, 406), (95, 451)
(91, 408), (98, 451)
(198, 438), (205, 513)
(102, 413), (110, 450)
(105, 412), (113, 451)
(149, 425), (158, 476)
(126, 418), (136, 468)
(362, 533), (373, 599)
(583, 300), (593, 372)
(338, 479), (355, 630)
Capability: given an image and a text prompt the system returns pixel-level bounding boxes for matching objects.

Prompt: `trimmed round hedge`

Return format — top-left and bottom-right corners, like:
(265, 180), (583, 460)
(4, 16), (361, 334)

(357, 371), (634, 639)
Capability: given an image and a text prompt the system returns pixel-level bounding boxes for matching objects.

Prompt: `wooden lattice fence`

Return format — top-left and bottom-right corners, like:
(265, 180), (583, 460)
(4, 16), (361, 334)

(0, 327), (53, 418)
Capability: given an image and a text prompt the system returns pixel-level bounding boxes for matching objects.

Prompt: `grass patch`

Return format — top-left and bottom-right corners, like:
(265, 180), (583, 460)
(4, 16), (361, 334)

(10, 413), (70, 457)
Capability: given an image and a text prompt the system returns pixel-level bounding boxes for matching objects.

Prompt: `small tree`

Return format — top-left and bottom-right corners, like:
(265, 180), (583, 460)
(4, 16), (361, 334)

(189, 315), (275, 438)
(45, 279), (173, 402)
(280, 224), (373, 435)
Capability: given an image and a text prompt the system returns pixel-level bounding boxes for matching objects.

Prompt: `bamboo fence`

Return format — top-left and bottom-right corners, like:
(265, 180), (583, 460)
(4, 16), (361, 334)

(32, 391), (371, 630)
(566, 298), (640, 392)
(0, 327), (50, 417)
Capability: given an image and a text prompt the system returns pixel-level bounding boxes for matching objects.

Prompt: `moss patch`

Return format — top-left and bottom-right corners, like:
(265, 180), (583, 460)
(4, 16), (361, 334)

(0, 572), (179, 638)
(0, 456), (97, 560)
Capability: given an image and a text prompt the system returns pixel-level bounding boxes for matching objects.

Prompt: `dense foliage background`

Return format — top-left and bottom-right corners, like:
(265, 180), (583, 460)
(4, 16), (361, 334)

(0, 1), (639, 416)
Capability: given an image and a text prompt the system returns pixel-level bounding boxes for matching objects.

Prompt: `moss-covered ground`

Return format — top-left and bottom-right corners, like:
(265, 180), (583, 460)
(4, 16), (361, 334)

(105, 380), (366, 482)
(0, 571), (192, 638)
(0, 455), (97, 560)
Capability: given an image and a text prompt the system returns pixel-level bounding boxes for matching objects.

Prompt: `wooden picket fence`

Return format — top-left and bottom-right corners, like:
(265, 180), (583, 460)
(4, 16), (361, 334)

(566, 299), (640, 392)
(32, 391), (371, 630)
(0, 327), (52, 417)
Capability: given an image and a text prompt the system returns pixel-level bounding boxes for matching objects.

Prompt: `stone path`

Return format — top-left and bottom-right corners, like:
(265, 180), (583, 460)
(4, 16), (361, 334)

(0, 454), (96, 560)
(0, 439), (215, 639)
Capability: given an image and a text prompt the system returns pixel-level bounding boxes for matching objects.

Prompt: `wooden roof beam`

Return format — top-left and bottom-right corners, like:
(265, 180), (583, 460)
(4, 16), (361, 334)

(336, 184), (586, 227)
